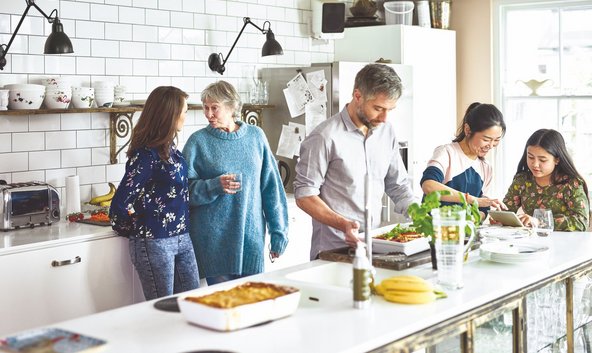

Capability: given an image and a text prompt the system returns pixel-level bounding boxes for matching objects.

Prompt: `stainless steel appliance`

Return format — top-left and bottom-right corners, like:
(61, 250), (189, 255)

(260, 61), (414, 194)
(0, 181), (61, 230)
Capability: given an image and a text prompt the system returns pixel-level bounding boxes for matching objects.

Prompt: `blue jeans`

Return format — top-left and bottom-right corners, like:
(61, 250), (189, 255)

(129, 233), (200, 300)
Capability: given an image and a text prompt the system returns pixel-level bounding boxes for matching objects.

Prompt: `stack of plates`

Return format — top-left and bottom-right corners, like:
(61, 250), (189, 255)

(478, 226), (532, 242)
(480, 242), (549, 264)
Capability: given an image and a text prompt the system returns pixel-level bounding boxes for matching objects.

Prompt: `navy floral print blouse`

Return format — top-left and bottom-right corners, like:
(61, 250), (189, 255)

(110, 146), (189, 238)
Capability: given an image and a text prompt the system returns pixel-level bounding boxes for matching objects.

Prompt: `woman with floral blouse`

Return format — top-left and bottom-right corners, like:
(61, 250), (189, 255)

(503, 129), (589, 231)
(110, 86), (200, 300)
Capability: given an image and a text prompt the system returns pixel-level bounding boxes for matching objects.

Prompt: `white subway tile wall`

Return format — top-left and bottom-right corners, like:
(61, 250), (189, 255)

(0, 0), (327, 210)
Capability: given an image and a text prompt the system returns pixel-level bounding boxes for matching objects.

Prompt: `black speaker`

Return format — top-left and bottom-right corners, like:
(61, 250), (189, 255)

(312, 1), (345, 39)
(322, 3), (345, 33)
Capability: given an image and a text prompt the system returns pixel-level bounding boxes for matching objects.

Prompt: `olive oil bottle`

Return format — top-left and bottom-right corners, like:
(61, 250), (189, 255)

(353, 242), (372, 309)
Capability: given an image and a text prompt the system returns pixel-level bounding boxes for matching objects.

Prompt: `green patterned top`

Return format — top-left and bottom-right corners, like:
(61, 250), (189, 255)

(503, 172), (590, 231)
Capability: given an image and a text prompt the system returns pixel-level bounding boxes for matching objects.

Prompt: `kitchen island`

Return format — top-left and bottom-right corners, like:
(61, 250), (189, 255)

(16, 231), (591, 353)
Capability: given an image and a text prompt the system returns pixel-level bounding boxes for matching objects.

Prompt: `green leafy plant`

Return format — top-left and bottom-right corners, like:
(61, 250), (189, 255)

(407, 190), (482, 244)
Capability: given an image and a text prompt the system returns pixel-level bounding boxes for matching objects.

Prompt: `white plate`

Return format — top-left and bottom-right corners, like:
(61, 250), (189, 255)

(479, 226), (532, 241)
(480, 242), (549, 264)
(178, 282), (300, 331)
(366, 224), (430, 255)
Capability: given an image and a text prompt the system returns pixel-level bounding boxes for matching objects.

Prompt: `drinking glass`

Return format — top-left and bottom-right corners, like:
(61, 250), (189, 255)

(431, 208), (476, 290)
(533, 209), (554, 237)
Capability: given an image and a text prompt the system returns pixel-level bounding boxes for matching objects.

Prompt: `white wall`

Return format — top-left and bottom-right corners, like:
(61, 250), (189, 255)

(0, 0), (334, 206)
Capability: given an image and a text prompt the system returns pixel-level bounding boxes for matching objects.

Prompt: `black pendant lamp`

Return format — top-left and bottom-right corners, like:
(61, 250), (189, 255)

(208, 17), (284, 75)
(0, 0), (74, 71)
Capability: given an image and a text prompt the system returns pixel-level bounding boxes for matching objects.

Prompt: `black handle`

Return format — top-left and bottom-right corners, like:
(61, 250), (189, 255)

(277, 160), (290, 188)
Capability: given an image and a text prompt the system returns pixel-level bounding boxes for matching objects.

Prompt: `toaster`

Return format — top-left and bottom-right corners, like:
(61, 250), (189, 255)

(0, 181), (61, 231)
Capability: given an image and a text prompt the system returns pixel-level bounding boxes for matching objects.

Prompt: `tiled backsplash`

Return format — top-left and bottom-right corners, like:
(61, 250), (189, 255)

(0, 0), (334, 211)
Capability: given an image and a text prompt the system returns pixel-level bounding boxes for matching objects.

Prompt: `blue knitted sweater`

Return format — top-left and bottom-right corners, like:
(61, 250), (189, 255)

(182, 122), (289, 277)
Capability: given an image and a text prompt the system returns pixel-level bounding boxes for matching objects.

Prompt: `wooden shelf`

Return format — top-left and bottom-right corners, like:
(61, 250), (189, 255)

(0, 104), (273, 164)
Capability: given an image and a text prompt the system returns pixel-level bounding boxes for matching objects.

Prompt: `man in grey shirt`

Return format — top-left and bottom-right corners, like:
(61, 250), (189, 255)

(294, 64), (416, 260)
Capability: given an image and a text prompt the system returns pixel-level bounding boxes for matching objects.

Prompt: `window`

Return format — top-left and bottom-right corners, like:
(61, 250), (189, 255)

(495, 0), (592, 197)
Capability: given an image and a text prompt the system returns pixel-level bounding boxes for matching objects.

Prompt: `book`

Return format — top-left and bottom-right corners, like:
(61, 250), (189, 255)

(0, 328), (106, 353)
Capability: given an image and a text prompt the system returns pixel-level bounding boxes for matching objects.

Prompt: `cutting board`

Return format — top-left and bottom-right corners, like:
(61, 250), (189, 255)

(318, 246), (431, 271)
(76, 219), (111, 227)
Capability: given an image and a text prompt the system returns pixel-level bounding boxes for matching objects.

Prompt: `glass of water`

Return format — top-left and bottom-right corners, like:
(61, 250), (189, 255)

(533, 209), (554, 237)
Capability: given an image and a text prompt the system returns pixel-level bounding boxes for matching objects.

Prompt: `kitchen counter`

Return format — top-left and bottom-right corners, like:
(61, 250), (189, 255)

(0, 220), (115, 256)
(25, 231), (592, 353)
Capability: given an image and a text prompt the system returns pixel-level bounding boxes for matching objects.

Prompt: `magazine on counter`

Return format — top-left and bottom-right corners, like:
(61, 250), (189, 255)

(0, 327), (106, 353)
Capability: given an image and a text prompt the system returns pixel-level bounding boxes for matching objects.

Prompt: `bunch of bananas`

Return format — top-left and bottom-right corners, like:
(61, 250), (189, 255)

(373, 275), (447, 304)
(89, 182), (116, 207)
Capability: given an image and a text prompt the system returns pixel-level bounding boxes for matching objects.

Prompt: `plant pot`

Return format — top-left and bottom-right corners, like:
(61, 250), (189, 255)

(429, 242), (437, 270)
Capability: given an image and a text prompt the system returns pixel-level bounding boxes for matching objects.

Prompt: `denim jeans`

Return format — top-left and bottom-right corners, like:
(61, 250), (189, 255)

(129, 233), (200, 300)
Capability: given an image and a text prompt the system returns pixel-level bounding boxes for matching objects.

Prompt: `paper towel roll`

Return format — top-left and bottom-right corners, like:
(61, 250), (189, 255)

(66, 175), (81, 215)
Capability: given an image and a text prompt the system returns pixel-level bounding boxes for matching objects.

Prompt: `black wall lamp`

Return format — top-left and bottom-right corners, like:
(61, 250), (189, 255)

(208, 17), (283, 75)
(0, 0), (74, 71)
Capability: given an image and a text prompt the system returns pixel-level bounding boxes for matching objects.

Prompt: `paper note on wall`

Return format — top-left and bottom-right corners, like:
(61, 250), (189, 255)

(306, 70), (328, 103)
(288, 122), (306, 157)
(283, 73), (314, 118)
(305, 101), (327, 135)
(276, 124), (301, 158)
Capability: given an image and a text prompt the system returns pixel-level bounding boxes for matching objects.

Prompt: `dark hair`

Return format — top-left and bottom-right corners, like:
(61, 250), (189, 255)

(453, 102), (506, 143)
(353, 64), (403, 101)
(128, 86), (188, 161)
(516, 128), (589, 198)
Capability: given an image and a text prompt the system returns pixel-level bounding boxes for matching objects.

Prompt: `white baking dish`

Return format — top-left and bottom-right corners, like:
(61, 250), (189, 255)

(364, 224), (430, 255)
(178, 282), (301, 331)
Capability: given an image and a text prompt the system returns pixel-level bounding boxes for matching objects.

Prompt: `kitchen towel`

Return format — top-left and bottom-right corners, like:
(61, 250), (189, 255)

(65, 175), (81, 215)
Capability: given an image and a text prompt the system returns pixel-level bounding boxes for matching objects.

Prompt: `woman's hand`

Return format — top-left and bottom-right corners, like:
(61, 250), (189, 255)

(518, 213), (534, 227)
(220, 174), (240, 194)
(476, 196), (507, 211)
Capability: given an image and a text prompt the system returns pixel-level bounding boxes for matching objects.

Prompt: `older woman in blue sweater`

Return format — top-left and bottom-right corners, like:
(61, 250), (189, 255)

(183, 81), (289, 285)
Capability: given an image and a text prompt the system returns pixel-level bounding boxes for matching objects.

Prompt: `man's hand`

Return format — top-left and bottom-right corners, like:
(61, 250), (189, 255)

(344, 220), (361, 247)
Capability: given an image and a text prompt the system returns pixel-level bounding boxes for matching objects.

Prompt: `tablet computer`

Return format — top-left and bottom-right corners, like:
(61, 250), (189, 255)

(488, 210), (524, 227)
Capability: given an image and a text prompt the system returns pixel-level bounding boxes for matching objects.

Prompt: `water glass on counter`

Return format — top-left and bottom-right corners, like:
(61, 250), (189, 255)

(533, 209), (554, 237)
(432, 208), (475, 290)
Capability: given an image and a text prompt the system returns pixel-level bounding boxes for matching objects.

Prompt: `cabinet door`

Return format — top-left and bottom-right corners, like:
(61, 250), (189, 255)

(0, 237), (136, 336)
(265, 201), (312, 272)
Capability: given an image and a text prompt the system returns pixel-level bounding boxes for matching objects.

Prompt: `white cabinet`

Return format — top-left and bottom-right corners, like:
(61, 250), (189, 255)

(334, 25), (457, 197)
(265, 196), (312, 272)
(0, 236), (142, 336)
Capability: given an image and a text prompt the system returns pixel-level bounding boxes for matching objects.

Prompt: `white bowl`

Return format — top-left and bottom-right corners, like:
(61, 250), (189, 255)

(44, 92), (71, 109)
(41, 77), (72, 88)
(8, 90), (45, 109)
(92, 81), (115, 89)
(4, 83), (45, 91)
(71, 93), (95, 109)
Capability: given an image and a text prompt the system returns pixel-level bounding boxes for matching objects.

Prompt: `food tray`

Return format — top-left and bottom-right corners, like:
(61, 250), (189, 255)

(178, 282), (300, 332)
(365, 224), (430, 255)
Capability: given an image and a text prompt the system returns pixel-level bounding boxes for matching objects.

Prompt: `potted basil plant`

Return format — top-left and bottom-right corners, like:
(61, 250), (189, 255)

(407, 190), (482, 269)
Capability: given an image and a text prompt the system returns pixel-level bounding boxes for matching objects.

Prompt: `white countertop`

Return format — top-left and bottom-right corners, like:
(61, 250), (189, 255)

(0, 220), (115, 255)
(22, 231), (591, 353)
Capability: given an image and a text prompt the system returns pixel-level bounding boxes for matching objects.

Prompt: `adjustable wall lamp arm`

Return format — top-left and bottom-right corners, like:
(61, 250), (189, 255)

(219, 17), (267, 70)
(0, 0), (60, 70)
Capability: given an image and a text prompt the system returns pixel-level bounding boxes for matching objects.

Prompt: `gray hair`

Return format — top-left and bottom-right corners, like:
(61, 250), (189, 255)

(201, 80), (242, 118)
(353, 64), (403, 101)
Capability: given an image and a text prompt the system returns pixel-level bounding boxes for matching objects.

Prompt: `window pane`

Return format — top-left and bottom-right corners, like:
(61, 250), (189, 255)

(561, 8), (592, 95)
(504, 9), (559, 96)
(499, 99), (558, 192)
(559, 99), (592, 186)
